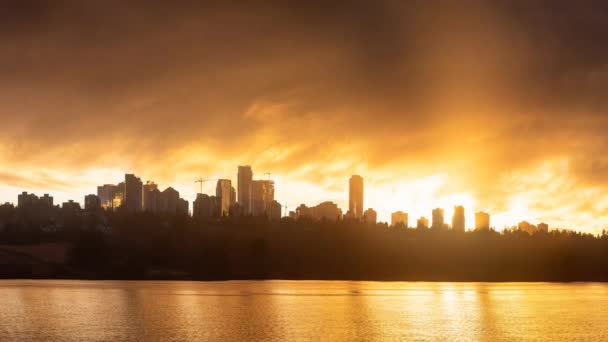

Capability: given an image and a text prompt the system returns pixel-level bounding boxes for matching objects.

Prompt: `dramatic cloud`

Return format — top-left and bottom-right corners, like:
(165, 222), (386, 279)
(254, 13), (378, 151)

(1, 0), (608, 231)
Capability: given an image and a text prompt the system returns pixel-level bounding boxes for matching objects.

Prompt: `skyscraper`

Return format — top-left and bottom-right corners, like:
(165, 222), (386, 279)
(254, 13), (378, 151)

(143, 181), (160, 213)
(349, 175), (364, 219)
(238, 166), (253, 214)
(84, 194), (101, 210)
(251, 180), (274, 216)
(160, 187), (179, 214)
(475, 211), (490, 231)
(452, 205), (465, 232)
(391, 211), (408, 227)
(431, 208), (445, 229)
(124, 174), (143, 212)
(363, 208), (377, 224)
(216, 179), (232, 216)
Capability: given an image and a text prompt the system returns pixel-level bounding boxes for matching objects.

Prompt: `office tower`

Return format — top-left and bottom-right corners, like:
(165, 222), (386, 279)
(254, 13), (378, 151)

(452, 205), (465, 232)
(216, 179), (232, 216)
(391, 211), (408, 227)
(124, 174), (143, 212)
(363, 208), (377, 224)
(142, 182), (160, 213)
(349, 175), (364, 219)
(431, 208), (445, 229)
(84, 194), (101, 210)
(474, 211), (490, 231)
(251, 180), (274, 216)
(238, 166), (253, 214)
(417, 216), (429, 229)
(160, 187), (179, 214)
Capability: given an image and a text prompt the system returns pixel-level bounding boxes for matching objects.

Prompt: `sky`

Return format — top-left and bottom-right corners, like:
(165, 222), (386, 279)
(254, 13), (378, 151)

(1, 1), (608, 232)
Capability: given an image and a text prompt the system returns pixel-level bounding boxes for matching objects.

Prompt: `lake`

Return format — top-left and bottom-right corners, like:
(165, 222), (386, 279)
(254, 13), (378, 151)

(0, 280), (607, 341)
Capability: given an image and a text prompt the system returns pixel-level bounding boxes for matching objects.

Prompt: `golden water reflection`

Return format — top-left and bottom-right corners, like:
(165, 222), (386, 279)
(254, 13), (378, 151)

(0, 281), (607, 341)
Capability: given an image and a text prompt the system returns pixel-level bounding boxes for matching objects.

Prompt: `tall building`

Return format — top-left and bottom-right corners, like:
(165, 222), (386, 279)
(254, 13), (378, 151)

(124, 174), (143, 212)
(97, 184), (116, 209)
(475, 211), (490, 231)
(452, 205), (465, 232)
(431, 208), (445, 229)
(40, 194), (53, 207)
(230, 186), (237, 206)
(193, 193), (219, 218)
(417, 216), (429, 229)
(311, 201), (342, 221)
(238, 166), (253, 214)
(142, 182), (160, 213)
(84, 194), (101, 210)
(177, 198), (189, 215)
(538, 222), (549, 233)
(363, 208), (377, 224)
(216, 179), (232, 216)
(269, 200), (282, 221)
(160, 187), (179, 214)
(391, 211), (408, 227)
(17, 192), (38, 208)
(251, 180), (274, 216)
(348, 175), (364, 219)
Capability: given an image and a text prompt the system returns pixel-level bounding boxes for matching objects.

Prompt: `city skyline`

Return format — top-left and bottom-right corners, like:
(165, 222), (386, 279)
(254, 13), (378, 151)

(3, 166), (558, 233)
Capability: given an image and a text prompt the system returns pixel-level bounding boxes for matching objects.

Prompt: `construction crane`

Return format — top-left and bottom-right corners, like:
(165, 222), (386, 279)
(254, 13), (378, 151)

(194, 177), (209, 194)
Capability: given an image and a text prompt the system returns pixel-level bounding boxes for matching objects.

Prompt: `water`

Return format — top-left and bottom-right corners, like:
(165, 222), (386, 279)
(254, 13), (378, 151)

(1, 281), (607, 341)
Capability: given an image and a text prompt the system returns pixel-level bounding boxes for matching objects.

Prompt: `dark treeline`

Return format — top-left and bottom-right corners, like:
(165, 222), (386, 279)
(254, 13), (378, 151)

(1, 205), (608, 281)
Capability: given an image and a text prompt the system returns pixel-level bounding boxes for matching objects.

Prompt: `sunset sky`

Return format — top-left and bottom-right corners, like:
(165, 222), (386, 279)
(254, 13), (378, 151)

(1, 1), (608, 232)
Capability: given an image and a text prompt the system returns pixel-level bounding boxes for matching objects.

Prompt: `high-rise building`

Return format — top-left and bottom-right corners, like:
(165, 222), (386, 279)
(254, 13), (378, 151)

(143, 181), (160, 213)
(348, 175), (364, 219)
(124, 174), (143, 212)
(269, 200), (282, 221)
(452, 205), (465, 232)
(431, 208), (445, 229)
(311, 201), (342, 221)
(216, 179), (232, 216)
(238, 166), (253, 214)
(391, 211), (408, 227)
(363, 208), (377, 224)
(475, 211), (490, 231)
(62, 200), (81, 212)
(230, 186), (237, 206)
(538, 222), (549, 233)
(251, 180), (274, 216)
(177, 198), (189, 215)
(160, 187), (179, 214)
(417, 216), (429, 229)
(193, 193), (219, 218)
(84, 194), (101, 210)
(17, 192), (38, 208)
(97, 184), (116, 209)
(40, 194), (53, 207)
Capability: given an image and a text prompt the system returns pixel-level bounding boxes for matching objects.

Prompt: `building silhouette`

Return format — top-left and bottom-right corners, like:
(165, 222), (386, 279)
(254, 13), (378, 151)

(178, 198), (189, 215)
(193, 193), (219, 218)
(538, 222), (549, 233)
(391, 211), (408, 227)
(238, 166), (253, 215)
(143, 181), (161, 213)
(363, 208), (377, 224)
(251, 180), (274, 217)
(417, 216), (429, 229)
(431, 208), (445, 229)
(475, 211), (490, 231)
(124, 174), (143, 212)
(452, 205), (465, 232)
(270, 200), (282, 221)
(216, 179), (232, 216)
(97, 184), (117, 209)
(348, 175), (364, 219)
(84, 194), (101, 210)
(160, 187), (179, 214)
